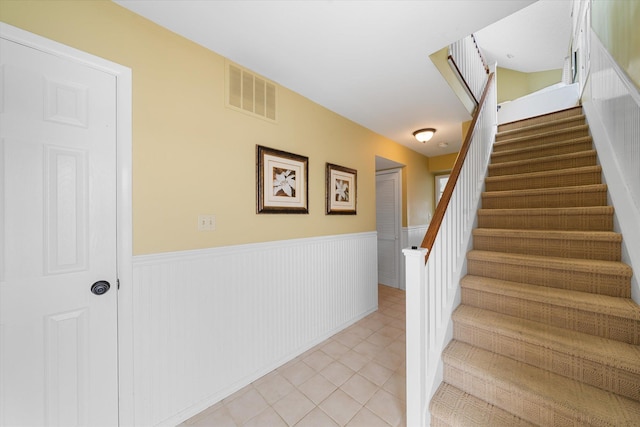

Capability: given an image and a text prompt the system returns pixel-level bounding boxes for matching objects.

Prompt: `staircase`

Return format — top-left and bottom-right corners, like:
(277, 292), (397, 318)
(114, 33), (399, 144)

(430, 106), (640, 426)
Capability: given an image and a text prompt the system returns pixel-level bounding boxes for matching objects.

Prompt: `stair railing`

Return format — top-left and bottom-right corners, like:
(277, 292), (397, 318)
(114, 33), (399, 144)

(404, 72), (496, 427)
(448, 34), (489, 107)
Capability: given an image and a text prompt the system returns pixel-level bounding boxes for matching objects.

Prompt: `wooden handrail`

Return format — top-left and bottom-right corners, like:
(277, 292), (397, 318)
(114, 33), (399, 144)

(420, 72), (495, 262)
(447, 55), (479, 106)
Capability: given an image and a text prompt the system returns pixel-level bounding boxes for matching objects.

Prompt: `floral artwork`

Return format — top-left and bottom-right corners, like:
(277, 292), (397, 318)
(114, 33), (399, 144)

(273, 168), (296, 197)
(256, 145), (308, 214)
(335, 179), (349, 202)
(326, 163), (357, 215)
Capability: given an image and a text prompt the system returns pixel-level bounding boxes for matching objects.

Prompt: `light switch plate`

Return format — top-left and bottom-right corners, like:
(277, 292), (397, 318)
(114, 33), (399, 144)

(198, 215), (216, 231)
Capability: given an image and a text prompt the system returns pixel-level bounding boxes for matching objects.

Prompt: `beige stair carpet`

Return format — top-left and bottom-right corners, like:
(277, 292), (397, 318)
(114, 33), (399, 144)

(430, 106), (640, 426)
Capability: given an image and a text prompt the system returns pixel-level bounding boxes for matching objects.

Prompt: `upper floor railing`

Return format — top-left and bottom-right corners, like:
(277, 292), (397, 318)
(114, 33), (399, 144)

(448, 34), (489, 107)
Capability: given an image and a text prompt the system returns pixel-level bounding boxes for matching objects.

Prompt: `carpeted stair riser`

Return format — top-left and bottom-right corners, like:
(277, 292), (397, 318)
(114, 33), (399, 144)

(459, 279), (640, 344)
(482, 184), (608, 209)
(477, 206), (614, 231)
(466, 251), (632, 297)
(491, 137), (593, 163)
(488, 150), (596, 177)
(485, 165), (602, 192)
(441, 341), (640, 426)
(430, 383), (537, 427)
(497, 106), (585, 132)
(452, 306), (640, 400)
(493, 125), (590, 153)
(496, 115), (587, 142)
(472, 228), (621, 261)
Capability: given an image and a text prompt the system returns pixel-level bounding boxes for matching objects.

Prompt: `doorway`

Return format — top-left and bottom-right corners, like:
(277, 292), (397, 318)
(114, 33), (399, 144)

(376, 166), (403, 289)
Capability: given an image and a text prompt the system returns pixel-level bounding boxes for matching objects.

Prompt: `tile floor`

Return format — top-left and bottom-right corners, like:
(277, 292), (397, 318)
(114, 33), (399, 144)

(181, 284), (406, 427)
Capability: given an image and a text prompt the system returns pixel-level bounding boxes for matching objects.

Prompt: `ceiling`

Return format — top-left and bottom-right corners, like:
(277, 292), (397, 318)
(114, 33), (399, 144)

(114, 0), (572, 158)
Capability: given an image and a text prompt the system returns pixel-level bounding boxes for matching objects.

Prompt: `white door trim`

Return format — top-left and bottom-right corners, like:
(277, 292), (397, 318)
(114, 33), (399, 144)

(376, 168), (403, 289)
(0, 23), (134, 425)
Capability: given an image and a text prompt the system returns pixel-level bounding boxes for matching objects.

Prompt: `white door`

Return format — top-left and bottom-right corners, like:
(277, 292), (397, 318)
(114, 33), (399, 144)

(0, 37), (119, 426)
(376, 170), (401, 288)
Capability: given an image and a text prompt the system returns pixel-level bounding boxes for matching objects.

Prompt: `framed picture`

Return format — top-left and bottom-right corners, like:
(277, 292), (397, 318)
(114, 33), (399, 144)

(256, 145), (309, 214)
(326, 163), (357, 215)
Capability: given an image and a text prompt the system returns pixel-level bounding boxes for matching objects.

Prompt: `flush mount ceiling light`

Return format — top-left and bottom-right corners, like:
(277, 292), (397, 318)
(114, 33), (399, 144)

(412, 128), (436, 143)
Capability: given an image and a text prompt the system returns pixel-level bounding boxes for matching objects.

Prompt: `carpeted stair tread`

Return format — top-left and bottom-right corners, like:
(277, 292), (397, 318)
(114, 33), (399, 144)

(488, 150), (596, 177)
(477, 206), (614, 231)
(496, 114), (586, 142)
(430, 383), (536, 427)
(485, 165), (602, 192)
(442, 340), (640, 425)
(452, 305), (640, 399)
(461, 275), (640, 323)
(461, 275), (640, 344)
(466, 250), (632, 297)
(498, 106), (584, 132)
(491, 136), (592, 164)
(493, 124), (590, 152)
(482, 184), (608, 209)
(472, 228), (621, 260)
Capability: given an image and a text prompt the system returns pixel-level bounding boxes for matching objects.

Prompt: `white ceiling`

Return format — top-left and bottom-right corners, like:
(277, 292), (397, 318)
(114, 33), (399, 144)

(114, 0), (572, 158)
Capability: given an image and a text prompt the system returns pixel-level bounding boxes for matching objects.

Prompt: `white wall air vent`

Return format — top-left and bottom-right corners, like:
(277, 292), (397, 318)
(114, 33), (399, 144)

(227, 62), (277, 122)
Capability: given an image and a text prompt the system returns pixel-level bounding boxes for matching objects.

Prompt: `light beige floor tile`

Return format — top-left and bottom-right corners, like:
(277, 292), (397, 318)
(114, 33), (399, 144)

(340, 373), (379, 405)
(382, 372), (406, 402)
(225, 388), (269, 425)
(374, 348), (405, 371)
(352, 340), (385, 360)
(279, 360), (315, 386)
(378, 325), (404, 339)
(243, 407), (287, 427)
(179, 401), (224, 425)
(186, 404), (238, 427)
(298, 373), (337, 405)
(386, 340), (405, 356)
(322, 340), (350, 359)
(359, 361), (394, 387)
(333, 331), (364, 348)
(319, 389), (363, 426)
(366, 331), (395, 347)
(338, 350), (370, 372)
(345, 324), (375, 339)
(222, 384), (253, 405)
(272, 389), (315, 426)
(303, 349), (334, 372)
(320, 361), (355, 387)
(359, 317), (386, 332)
(365, 389), (404, 427)
(295, 407), (340, 427)
(253, 371), (295, 405)
(345, 407), (390, 427)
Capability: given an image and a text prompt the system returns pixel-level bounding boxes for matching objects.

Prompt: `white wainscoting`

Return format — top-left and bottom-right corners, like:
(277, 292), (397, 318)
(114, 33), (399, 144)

(582, 29), (640, 302)
(130, 232), (378, 426)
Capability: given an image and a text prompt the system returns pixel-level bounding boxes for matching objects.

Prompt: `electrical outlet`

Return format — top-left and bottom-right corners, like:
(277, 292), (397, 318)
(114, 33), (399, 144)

(198, 214), (216, 231)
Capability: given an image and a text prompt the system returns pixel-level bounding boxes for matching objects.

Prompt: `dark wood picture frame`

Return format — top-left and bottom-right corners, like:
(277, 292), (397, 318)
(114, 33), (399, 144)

(256, 145), (309, 214)
(325, 163), (357, 215)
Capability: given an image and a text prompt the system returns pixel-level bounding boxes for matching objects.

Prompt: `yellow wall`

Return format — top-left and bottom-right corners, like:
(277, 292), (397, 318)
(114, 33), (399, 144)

(592, 0), (640, 90)
(0, 0), (433, 254)
(496, 67), (563, 103)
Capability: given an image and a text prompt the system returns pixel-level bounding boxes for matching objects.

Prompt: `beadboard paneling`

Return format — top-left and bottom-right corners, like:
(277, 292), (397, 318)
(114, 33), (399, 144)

(131, 232), (378, 426)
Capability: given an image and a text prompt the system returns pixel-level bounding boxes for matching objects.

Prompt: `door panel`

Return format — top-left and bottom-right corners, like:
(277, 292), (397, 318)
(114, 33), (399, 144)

(376, 171), (401, 288)
(0, 38), (118, 426)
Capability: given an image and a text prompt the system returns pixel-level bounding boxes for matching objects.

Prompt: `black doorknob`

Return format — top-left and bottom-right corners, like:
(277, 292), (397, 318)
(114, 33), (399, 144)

(91, 280), (111, 295)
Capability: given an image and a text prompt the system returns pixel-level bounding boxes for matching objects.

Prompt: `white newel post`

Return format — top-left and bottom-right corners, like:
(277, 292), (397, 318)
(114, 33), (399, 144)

(404, 247), (429, 427)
